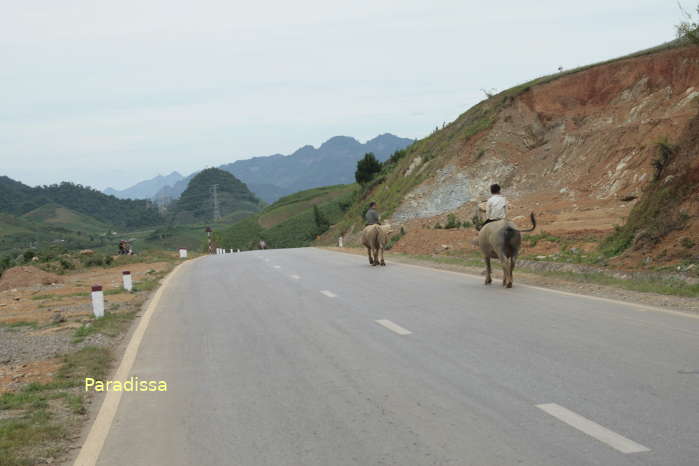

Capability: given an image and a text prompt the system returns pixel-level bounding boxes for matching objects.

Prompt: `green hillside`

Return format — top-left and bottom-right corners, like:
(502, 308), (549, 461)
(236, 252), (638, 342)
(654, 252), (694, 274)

(22, 203), (110, 233)
(216, 184), (356, 250)
(172, 168), (262, 224)
(0, 176), (163, 228)
(0, 213), (107, 255)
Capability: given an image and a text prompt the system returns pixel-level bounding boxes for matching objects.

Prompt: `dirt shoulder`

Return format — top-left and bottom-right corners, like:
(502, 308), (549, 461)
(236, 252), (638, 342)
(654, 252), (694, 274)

(324, 247), (699, 314)
(0, 253), (187, 466)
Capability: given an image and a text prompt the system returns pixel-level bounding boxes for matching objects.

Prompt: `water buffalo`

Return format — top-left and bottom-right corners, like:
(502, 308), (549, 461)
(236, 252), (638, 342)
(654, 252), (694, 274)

(478, 213), (536, 288)
(360, 224), (393, 266)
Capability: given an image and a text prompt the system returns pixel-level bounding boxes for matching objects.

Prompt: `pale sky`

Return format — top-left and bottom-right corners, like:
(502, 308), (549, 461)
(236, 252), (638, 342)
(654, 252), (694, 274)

(0, 0), (684, 190)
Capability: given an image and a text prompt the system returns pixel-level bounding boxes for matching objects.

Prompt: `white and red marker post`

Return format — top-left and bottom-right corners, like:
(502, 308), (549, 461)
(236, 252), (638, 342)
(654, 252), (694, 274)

(91, 285), (104, 318)
(178, 248), (188, 258)
(122, 271), (133, 292)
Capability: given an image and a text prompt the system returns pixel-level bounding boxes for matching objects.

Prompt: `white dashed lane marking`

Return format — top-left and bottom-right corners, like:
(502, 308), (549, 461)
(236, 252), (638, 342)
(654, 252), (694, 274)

(375, 319), (412, 335)
(273, 265), (281, 269)
(536, 403), (650, 454)
(290, 274), (301, 280)
(320, 290), (337, 298)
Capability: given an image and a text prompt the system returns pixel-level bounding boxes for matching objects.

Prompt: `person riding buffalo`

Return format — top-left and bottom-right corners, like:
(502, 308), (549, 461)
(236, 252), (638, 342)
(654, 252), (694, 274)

(480, 183), (508, 229)
(365, 202), (381, 226)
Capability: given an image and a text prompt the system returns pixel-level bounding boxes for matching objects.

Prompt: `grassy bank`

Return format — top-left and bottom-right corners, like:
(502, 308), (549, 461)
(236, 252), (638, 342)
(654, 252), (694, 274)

(385, 251), (699, 298)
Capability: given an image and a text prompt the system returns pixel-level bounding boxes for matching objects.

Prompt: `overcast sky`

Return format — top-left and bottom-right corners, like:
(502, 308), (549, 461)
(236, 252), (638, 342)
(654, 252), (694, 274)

(0, 0), (684, 190)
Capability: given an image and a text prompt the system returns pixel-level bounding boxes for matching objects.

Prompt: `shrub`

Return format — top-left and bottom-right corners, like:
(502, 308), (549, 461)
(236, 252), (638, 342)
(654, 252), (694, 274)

(681, 237), (696, 249)
(445, 213), (460, 229)
(355, 153), (382, 184)
(59, 258), (74, 271)
(652, 138), (675, 181)
(385, 226), (406, 250)
(676, 3), (699, 44)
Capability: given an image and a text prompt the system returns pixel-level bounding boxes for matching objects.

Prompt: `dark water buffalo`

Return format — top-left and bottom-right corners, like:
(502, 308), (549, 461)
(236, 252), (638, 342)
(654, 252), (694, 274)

(478, 213), (536, 288)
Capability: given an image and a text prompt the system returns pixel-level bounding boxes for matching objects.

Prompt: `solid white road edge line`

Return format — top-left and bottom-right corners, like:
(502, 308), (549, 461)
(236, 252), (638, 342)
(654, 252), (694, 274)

(313, 248), (698, 320)
(320, 290), (337, 298)
(375, 319), (412, 335)
(73, 259), (193, 466)
(536, 403), (650, 454)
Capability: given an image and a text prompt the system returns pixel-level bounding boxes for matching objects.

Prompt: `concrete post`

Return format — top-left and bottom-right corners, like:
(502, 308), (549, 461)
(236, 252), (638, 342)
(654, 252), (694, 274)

(91, 285), (104, 318)
(122, 271), (133, 292)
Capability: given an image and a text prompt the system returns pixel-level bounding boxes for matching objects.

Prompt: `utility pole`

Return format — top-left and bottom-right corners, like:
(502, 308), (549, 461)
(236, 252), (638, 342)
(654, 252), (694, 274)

(205, 226), (213, 254)
(210, 184), (221, 221)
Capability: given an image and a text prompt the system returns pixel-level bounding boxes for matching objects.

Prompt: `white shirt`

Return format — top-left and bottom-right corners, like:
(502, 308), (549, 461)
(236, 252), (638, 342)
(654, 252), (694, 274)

(486, 194), (508, 220)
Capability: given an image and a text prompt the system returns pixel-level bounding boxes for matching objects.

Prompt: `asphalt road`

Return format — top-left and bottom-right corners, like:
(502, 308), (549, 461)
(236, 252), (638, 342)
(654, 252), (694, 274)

(92, 248), (699, 466)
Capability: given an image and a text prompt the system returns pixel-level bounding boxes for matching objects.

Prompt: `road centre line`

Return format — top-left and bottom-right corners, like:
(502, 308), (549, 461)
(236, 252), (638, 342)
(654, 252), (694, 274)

(273, 265), (281, 269)
(320, 290), (337, 298)
(290, 274), (301, 280)
(536, 403), (650, 454)
(375, 319), (412, 335)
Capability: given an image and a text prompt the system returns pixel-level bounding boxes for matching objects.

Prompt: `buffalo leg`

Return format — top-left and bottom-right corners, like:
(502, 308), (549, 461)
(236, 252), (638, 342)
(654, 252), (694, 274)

(484, 256), (492, 285)
(500, 256), (510, 287)
(366, 247), (373, 265)
(507, 256), (516, 288)
(379, 247), (386, 266)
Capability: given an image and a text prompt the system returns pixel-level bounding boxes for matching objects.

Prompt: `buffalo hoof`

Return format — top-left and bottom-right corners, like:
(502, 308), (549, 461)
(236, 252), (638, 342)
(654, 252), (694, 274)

(380, 261), (386, 266)
(485, 278), (492, 285)
(506, 282), (513, 288)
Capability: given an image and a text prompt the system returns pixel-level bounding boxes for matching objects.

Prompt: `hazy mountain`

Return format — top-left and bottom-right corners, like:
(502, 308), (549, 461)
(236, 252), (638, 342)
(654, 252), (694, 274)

(153, 133), (414, 203)
(104, 171), (183, 199)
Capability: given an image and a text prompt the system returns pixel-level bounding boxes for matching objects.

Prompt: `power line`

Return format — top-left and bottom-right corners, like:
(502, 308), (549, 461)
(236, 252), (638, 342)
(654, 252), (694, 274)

(210, 184), (221, 221)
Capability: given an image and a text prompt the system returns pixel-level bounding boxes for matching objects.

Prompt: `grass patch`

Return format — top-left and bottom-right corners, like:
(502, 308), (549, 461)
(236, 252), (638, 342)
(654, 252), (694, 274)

(0, 321), (38, 330)
(531, 270), (699, 297)
(0, 410), (66, 466)
(526, 231), (563, 247)
(72, 312), (137, 343)
(0, 347), (111, 465)
(395, 253), (699, 298)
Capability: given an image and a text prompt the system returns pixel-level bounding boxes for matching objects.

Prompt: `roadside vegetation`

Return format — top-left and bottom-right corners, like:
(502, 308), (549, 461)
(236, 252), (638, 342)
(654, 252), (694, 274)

(0, 250), (180, 465)
(216, 184), (357, 250)
(388, 252), (699, 298)
(600, 139), (693, 258)
(0, 347), (112, 466)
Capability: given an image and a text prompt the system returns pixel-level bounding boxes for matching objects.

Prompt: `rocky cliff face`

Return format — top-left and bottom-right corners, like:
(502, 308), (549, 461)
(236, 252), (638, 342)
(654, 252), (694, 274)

(331, 45), (699, 268)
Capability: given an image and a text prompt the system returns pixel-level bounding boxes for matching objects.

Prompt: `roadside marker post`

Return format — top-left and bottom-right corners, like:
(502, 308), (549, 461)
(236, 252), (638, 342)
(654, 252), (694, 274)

(178, 248), (188, 258)
(122, 271), (133, 292)
(91, 285), (104, 318)
(339, 236), (343, 248)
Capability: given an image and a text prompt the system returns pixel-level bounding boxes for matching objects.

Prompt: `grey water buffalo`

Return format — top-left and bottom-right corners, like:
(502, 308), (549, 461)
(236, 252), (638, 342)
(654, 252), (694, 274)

(360, 224), (393, 266)
(478, 213), (536, 288)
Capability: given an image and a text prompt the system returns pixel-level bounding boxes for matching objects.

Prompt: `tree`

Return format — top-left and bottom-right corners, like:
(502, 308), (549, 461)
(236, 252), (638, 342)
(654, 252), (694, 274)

(676, 2), (699, 44)
(355, 153), (382, 184)
(312, 205), (330, 235)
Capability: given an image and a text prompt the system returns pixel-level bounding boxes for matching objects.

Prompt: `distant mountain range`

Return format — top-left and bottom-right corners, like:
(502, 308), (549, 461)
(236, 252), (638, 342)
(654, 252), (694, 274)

(104, 171), (183, 200)
(104, 133), (414, 203)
